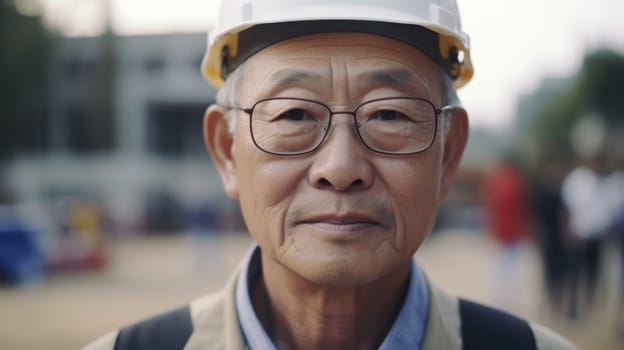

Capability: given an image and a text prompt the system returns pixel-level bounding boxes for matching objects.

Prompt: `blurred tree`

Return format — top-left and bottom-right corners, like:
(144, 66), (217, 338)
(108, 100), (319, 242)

(530, 49), (624, 167)
(577, 50), (624, 125)
(0, 0), (50, 159)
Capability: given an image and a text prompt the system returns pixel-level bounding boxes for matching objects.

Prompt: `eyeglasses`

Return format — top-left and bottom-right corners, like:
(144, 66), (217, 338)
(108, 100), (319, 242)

(229, 97), (451, 156)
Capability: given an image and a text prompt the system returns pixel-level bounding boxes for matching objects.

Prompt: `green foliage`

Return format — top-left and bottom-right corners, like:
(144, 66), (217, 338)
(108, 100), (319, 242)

(577, 50), (624, 123)
(0, 1), (50, 159)
(530, 49), (624, 166)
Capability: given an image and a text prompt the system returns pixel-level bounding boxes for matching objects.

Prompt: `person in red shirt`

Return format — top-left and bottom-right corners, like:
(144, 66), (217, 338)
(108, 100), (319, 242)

(482, 156), (529, 310)
(483, 158), (529, 245)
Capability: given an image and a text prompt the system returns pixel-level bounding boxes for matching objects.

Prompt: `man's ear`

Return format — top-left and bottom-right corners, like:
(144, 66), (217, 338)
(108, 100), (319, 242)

(204, 105), (239, 199)
(439, 107), (469, 200)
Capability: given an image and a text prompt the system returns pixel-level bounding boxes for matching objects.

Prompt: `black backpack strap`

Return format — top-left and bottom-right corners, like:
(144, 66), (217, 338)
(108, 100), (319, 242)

(114, 305), (193, 350)
(459, 299), (537, 350)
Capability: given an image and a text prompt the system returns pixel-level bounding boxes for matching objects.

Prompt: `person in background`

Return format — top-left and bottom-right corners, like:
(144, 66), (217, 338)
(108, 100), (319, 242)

(561, 159), (610, 320)
(84, 1), (577, 349)
(533, 160), (570, 315)
(481, 156), (529, 311)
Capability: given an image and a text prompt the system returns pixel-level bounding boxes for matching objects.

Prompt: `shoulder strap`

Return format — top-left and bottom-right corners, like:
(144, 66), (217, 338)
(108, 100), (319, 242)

(459, 299), (537, 350)
(114, 305), (193, 350)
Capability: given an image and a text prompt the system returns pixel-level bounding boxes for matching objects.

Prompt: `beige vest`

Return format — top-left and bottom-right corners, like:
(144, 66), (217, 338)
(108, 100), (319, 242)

(84, 266), (577, 350)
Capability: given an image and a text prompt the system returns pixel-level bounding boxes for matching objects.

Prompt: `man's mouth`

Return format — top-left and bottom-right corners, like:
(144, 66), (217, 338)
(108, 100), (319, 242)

(299, 213), (382, 233)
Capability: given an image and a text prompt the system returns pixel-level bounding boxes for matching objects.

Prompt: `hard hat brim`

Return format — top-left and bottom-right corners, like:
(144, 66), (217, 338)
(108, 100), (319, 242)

(203, 20), (472, 88)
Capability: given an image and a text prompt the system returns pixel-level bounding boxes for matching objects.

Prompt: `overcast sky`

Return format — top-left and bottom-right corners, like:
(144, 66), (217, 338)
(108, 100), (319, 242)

(31, 0), (624, 128)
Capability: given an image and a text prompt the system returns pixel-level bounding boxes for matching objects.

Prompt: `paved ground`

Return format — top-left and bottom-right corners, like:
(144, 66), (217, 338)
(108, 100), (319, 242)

(0, 229), (622, 349)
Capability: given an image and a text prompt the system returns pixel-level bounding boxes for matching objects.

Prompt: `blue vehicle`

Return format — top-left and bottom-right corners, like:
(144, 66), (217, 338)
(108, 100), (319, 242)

(0, 201), (110, 286)
(0, 216), (45, 285)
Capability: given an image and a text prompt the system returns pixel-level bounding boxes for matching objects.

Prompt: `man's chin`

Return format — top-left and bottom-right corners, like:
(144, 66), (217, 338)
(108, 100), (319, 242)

(284, 254), (393, 287)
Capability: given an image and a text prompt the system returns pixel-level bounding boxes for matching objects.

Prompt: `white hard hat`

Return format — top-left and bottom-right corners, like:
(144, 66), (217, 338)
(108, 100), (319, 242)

(202, 0), (473, 89)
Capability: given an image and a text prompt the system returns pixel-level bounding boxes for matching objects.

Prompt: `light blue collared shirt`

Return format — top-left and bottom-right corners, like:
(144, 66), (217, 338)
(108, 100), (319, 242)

(236, 244), (430, 350)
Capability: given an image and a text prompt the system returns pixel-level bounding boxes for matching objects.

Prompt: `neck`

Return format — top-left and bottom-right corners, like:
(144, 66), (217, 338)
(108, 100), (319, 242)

(251, 255), (411, 350)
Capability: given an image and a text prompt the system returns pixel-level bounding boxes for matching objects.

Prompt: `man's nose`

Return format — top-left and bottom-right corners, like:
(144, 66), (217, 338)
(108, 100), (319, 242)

(308, 116), (374, 191)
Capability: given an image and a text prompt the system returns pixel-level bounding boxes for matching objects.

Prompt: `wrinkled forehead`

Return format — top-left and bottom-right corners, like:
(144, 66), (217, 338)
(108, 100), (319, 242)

(237, 32), (444, 102)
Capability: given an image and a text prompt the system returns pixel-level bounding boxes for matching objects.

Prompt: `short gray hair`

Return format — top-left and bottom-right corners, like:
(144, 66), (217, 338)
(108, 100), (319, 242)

(439, 71), (461, 137)
(216, 64), (460, 136)
(215, 65), (245, 134)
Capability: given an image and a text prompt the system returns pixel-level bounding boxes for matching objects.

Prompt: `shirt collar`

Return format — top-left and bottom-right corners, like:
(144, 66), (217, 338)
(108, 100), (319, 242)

(378, 254), (430, 349)
(236, 244), (275, 350)
(235, 244), (430, 350)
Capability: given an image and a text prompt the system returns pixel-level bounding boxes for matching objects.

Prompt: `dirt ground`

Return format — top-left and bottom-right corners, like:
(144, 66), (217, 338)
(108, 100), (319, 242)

(0, 229), (622, 349)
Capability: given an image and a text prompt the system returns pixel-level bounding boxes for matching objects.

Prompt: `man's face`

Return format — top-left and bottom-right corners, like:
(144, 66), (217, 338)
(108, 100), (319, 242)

(205, 33), (467, 286)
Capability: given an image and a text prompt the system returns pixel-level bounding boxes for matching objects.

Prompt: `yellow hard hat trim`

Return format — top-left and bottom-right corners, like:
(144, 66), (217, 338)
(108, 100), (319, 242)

(205, 22), (473, 89)
(438, 33), (473, 89)
(204, 32), (240, 88)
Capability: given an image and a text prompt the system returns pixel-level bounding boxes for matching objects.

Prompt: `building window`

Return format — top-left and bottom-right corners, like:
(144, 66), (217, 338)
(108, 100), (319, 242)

(147, 103), (209, 157)
(65, 57), (95, 79)
(144, 55), (165, 73)
(66, 105), (89, 151)
(65, 104), (115, 153)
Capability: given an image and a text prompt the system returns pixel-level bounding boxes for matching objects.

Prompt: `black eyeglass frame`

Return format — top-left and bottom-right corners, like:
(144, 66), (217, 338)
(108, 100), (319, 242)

(226, 97), (454, 156)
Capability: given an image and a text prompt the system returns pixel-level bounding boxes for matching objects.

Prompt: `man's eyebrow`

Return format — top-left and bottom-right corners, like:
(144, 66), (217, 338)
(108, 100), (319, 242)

(357, 68), (430, 91)
(267, 69), (323, 90)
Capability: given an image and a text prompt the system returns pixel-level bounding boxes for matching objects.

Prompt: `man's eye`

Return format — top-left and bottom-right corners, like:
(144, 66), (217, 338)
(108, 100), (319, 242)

(372, 110), (406, 121)
(278, 108), (310, 121)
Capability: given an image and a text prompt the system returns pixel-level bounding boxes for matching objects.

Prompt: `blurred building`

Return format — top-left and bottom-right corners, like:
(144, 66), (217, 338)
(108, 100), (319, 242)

(4, 32), (235, 234)
(4, 31), (520, 235)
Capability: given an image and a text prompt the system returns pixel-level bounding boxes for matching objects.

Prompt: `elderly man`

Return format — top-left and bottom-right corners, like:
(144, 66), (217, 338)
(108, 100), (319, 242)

(85, 1), (576, 349)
